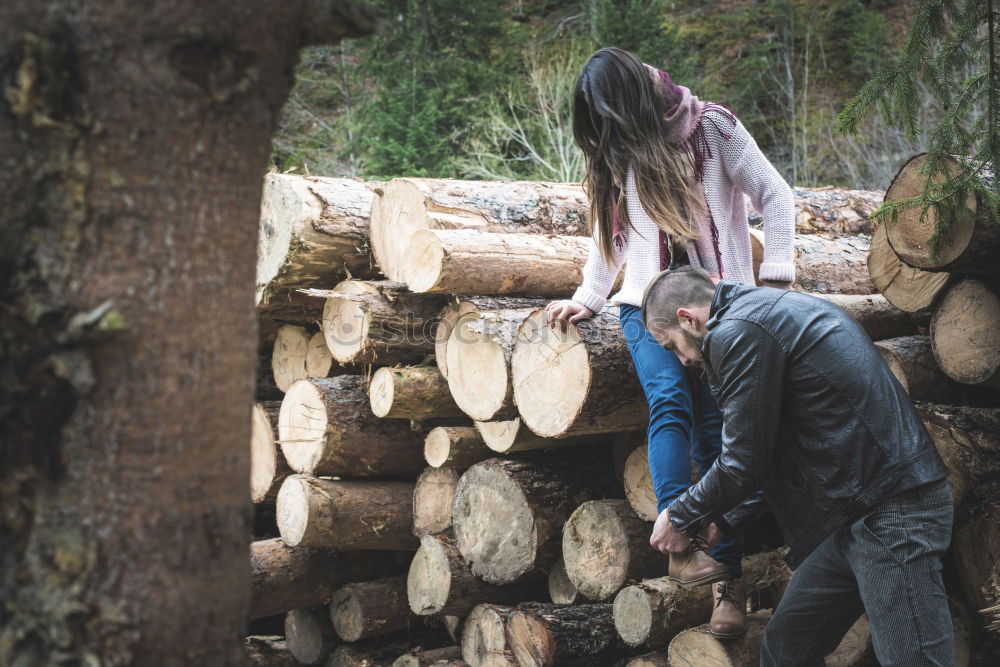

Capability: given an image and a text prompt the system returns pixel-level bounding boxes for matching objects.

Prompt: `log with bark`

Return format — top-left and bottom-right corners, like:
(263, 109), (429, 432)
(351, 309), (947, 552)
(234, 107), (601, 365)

(511, 307), (647, 438)
(329, 574), (413, 642)
(474, 417), (612, 454)
(461, 604), (517, 667)
(257, 174), (381, 305)
(246, 636), (298, 667)
(811, 293), (917, 341)
(392, 646), (465, 667)
(622, 442), (658, 522)
(613, 549), (792, 647)
(252, 401), (292, 504)
(667, 609), (770, 666)
(370, 178), (590, 282)
(327, 638), (425, 667)
(320, 280), (447, 366)
(868, 222), (951, 312)
(667, 610), (873, 667)
(258, 289), (328, 327)
(505, 602), (631, 667)
(277, 376), (425, 477)
(626, 651), (670, 667)
(424, 427), (493, 470)
(413, 466), (462, 537)
(746, 186), (883, 236)
(914, 404), (1000, 510)
(405, 228), (588, 296)
(562, 499), (664, 601)
(930, 279), (1000, 387)
(407, 534), (543, 617)
(435, 297), (512, 379)
(874, 336), (961, 404)
(748, 230), (875, 294)
(276, 475), (418, 550)
(250, 538), (406, 620)
(547, 557), (579, 604)
(370, 365), (464, 420)
(825, 615), (875, 667)
(452, 458), (622, 585)
(883, 154), (999, 274)
(285, 607), (338, 665)
(446, 299), (548, 422)
(271, 324), (313, 393)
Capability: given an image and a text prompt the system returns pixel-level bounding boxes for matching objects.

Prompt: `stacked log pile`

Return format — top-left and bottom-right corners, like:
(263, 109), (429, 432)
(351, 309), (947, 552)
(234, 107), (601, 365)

(862, 153), (1000, 660)
(247, 171), (998, 665)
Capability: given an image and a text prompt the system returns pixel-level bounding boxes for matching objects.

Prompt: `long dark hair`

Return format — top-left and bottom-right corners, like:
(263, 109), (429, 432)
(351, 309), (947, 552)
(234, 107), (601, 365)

(573, 47), (704, 262)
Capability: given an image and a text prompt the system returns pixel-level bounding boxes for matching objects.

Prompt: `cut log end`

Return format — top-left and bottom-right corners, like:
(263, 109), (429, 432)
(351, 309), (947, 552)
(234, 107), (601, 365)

(461, 604), (514, 667)
(275, 476), (310, 547)
(272, 324), (312, 392)
(413, 466), (461, 536)
(305, 331), (333, 378)
(623, 444), (658, 522)
(475, 419), (522, 453)
(547, 557), (578, 605)
(562, 500), (643, 601)
(407, 534), (454, 615)
(423, 428), (453, 468)
(285, 608), (336, 665)
(251, 402), (282, 504)
(404, 228), (447, 293)
(453, 463), (535, 584)
(277, 379), (327, 475)
(510, 309), (591, 438)
(613, 585), (656, 646)
(868, 223), (951, 312)
(445, 313), (514, 422)
(322, 281), (373, 364)
(424, 427), (488, 469)
(884, 154), (980, 271)
(931, 280), (1000, 387)
(328, 575), (410, 643)
(505, 612), (554, 667)
(369, 366), (397, 418)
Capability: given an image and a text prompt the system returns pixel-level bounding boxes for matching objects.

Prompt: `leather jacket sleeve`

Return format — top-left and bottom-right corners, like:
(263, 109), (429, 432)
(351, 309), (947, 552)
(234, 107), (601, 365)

(667, 320), (785, 535)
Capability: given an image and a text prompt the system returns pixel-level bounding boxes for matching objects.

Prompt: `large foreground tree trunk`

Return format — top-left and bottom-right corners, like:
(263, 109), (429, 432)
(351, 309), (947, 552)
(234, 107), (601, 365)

(0, 3), (377, 664)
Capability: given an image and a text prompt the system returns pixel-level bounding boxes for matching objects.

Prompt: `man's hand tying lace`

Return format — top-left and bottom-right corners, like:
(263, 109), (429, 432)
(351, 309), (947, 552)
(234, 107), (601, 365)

(650, 507), (722, 554)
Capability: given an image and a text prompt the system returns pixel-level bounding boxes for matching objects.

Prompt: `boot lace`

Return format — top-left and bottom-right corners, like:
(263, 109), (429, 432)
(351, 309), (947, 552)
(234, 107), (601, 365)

(716, 580), (737, 608)
(690, 534), (711, 553)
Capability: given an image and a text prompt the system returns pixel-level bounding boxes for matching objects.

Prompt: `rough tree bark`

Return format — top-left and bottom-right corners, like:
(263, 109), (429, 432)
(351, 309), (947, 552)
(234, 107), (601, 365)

(0, 2), (377, 665)
(250, 538), (407, 620)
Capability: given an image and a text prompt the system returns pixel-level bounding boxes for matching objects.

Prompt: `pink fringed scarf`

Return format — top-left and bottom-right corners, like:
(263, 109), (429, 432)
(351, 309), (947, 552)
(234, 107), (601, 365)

(610, 68), (737, 273)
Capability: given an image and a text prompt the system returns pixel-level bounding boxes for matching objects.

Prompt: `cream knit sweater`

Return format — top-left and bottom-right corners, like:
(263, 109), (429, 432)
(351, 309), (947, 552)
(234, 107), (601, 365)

(571, 109), (796, 312)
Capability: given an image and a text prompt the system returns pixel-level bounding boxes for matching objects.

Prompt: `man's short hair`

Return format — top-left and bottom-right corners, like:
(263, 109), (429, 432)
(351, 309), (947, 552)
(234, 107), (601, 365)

(641, 265), (717, 330)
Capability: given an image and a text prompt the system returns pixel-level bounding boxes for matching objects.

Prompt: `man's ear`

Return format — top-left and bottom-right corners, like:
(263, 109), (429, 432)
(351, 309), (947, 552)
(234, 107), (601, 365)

(676, 307), (697, 332)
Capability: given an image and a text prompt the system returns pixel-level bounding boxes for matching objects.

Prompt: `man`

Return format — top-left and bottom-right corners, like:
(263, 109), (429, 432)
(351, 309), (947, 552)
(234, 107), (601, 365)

(641, 266), (953, 666)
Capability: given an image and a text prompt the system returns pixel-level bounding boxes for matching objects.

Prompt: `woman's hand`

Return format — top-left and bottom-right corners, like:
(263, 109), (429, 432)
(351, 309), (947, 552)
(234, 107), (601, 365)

(761, 279), (793, 290)
(545, 300), (593, 330)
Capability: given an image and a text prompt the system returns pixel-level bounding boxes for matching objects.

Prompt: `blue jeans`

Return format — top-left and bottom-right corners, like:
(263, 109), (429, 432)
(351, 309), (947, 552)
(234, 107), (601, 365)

(761, 479), (954, 666)
(619, 304), (744, 578)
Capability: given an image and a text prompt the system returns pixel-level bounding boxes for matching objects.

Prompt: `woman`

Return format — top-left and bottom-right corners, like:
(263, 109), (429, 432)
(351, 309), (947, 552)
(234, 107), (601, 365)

(545, 47), (795, 639)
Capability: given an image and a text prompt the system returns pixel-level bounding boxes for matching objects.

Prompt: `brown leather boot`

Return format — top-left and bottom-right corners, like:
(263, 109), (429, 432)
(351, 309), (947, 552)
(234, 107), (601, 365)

(667, 535), (729, 588)
(710, 578), (747, 638)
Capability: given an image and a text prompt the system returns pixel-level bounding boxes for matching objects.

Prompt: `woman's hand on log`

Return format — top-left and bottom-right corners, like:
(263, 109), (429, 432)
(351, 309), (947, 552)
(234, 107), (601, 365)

(761, 280), (793, 290)
(545, 300), (593, 331)
(649, 508), (690, 554)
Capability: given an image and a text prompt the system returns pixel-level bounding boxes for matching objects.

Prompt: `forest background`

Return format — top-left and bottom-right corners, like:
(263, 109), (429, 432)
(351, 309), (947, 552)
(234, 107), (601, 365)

(271, 0), (936, 190)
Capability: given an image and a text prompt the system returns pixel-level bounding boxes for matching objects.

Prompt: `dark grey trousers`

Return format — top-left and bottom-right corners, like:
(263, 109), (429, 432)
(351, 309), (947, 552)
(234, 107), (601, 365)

(761, 479), (954, 667)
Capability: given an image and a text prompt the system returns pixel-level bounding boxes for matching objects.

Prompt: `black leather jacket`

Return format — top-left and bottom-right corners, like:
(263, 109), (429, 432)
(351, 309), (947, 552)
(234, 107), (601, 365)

(668, 281), (948, 568)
